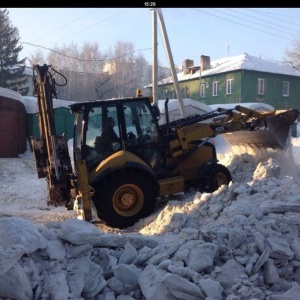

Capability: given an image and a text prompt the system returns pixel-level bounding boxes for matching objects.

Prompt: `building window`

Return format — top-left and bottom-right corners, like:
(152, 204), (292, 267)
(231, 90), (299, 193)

(183, 86), (189, 98)
(226, 79), (234, 95)
(200, 83), (206, 98)
(212, 81), (218, 96)
(283, 81), (289, 97)
(257, 78), (265, 95)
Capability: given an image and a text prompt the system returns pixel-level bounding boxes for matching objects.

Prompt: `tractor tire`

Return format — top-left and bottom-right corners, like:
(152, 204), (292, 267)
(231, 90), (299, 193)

(93, 171), (158, 228)
(200, 163), (232, 193)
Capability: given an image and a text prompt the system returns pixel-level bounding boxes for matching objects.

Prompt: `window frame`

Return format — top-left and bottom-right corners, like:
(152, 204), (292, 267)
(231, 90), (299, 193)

(200, 83), (206, 98)
(212, 81), (218, 97)
(257, 78), (265, 95)
(226, 78), (234, 95)
(282, 81), (290, 97)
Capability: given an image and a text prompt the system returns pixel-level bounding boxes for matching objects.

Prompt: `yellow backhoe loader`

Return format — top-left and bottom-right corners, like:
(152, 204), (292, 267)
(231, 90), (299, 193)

(31, 64), (299, 228)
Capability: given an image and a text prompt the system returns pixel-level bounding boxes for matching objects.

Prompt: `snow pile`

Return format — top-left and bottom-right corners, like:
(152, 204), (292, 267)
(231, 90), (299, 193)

(1, 138), (300, 299)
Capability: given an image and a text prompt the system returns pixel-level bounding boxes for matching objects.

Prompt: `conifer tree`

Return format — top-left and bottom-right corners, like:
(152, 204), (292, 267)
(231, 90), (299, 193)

(0, 8), (28, 95)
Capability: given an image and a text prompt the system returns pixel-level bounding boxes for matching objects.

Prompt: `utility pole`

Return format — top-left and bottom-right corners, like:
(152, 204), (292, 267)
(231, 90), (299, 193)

(155, 8), (186, 117)
(152, 9), (158, 104)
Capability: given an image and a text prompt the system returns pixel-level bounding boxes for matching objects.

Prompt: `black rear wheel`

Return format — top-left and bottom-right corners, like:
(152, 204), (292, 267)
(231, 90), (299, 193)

(93, 171), (158, 228)
(200, 163), (232, 193)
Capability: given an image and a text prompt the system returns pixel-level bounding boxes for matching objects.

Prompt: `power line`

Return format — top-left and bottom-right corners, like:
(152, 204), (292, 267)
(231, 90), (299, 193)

(193, 8), (296, 43)
(21, 41), (151, 62)
(226, 8), (299, 35)
(246, 8), (300, 23)
(45, 8), (130, 48)
(18, 8), (300, 65)
(21, 8), (131, 59)
(32, 8), (98, 43)
(211, 8), (297, 37)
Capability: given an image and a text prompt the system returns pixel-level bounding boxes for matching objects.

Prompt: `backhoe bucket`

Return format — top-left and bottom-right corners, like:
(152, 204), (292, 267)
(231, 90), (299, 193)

(222, 109), (299, 150)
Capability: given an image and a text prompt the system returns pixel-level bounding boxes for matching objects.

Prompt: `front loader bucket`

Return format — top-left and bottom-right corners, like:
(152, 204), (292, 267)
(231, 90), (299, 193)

(222, 109), (299, 150)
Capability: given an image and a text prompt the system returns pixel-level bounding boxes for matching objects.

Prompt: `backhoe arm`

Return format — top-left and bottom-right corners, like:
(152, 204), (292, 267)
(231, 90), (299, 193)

(31, 64), (73, 208)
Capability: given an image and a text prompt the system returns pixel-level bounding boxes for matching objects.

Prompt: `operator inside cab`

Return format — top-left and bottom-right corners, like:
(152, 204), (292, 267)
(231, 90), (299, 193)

(101, 117), (119, 150)
(95, 117), (119, 155)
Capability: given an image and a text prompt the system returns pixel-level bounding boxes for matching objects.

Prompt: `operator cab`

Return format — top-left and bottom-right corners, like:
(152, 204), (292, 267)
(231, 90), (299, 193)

(70, 97), (166, 174)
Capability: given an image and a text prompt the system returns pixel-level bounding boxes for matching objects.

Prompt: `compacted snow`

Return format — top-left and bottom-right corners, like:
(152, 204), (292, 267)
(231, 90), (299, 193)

(1, 135), (300, 300)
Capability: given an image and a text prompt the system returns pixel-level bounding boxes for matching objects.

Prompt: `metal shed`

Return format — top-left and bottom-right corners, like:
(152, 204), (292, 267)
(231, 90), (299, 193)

(20, 96), (76, 142)
(0, 88), (26, 157)
(157, 98), (213, 124)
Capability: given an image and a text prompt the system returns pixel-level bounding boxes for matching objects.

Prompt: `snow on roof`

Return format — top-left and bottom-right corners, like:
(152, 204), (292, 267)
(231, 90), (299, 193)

(21, 96), (76, 114)
(0, 88), (75, 114)
(155, 53), (300, 86)
(0, 87), (23, 102)
(205, 53), (300, 77)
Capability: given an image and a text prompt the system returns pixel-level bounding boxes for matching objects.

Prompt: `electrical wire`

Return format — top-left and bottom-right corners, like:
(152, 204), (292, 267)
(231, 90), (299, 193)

(193, 8), (296, 42)
(21, 41), (151, 62)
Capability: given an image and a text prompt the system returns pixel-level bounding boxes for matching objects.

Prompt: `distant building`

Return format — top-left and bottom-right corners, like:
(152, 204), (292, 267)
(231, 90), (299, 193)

(145, 53), (300, 115)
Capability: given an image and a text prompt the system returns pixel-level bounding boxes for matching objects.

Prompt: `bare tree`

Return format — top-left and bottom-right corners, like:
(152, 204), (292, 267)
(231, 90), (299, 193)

(108, 41), (150, 98)
(27, 49), (46, 67)
(26, 40), (151, 101)
(94, 72), (115, 99)
(284, 37), (300, 70)
(45, 42), (106, 101)
(110, 41), (134, 97)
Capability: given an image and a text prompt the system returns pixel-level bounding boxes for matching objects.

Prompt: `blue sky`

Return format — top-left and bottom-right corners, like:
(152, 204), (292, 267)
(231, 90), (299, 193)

(6, 7), (300, 68)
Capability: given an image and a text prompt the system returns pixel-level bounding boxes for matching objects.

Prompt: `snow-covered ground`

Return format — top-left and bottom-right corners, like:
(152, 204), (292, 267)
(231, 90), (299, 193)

(1, 132), (300, 299)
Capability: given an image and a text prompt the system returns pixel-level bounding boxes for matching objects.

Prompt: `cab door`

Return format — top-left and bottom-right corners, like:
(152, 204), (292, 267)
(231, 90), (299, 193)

(122, 100), (166, 175)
